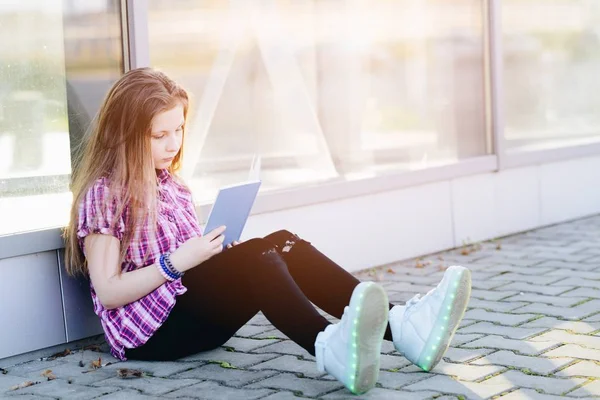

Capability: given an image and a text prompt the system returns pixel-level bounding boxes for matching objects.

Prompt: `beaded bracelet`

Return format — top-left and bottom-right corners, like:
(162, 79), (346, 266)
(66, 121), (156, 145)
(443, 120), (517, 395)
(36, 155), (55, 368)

(162, 253), (182, 277)
(158, 253), (182, 281)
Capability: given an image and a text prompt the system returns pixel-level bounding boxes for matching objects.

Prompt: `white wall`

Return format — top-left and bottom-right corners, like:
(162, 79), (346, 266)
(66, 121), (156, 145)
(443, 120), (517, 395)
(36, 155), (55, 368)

(241, 155), (600, 272)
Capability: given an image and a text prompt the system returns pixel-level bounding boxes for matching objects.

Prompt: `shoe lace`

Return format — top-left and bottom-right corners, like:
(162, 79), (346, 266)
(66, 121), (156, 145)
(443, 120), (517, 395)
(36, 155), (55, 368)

(404, 286), (436, 317)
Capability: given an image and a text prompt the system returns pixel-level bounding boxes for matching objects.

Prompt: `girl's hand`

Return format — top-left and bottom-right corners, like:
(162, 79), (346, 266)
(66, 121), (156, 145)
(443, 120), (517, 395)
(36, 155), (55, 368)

(226, 240), (242, 249)
(170, 226), (226, 272)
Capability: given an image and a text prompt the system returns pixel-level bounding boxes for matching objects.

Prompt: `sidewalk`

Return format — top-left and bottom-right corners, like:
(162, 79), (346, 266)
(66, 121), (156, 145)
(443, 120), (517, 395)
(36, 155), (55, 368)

(2, 216), (600, 399)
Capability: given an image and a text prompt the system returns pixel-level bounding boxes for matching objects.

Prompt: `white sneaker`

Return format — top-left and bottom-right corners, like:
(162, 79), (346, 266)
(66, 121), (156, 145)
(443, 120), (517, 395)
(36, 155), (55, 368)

(315, 282), (389, 395)
(389, 266), (471, 372)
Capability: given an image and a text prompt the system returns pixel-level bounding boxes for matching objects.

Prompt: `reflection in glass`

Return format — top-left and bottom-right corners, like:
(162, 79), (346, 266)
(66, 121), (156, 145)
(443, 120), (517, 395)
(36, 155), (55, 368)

(0, 0), (122, 235)
(148, 0), (487, 200)
(503, 0), (600, 151)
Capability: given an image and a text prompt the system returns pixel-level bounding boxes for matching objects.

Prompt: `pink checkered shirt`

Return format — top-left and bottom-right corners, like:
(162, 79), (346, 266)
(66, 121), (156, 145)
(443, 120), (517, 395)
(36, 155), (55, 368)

(77, 169), (201, 360)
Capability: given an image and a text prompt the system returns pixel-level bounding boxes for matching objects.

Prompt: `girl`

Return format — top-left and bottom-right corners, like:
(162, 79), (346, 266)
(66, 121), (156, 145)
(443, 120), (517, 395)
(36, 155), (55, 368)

(63, 68), (471, 395)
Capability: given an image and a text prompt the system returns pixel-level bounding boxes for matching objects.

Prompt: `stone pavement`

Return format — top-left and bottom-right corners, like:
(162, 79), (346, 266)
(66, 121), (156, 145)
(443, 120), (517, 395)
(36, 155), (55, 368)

(2, 216), (600, 399)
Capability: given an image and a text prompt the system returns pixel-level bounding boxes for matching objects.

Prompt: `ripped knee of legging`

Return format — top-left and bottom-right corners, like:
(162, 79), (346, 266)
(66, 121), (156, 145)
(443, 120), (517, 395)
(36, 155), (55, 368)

(266, 230), (311, 254)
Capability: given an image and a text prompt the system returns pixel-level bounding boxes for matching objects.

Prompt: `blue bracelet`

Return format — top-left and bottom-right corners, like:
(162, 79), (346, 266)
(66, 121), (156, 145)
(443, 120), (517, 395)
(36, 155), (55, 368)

(163, 253), (183, 277)
(159, 254), (180, 281)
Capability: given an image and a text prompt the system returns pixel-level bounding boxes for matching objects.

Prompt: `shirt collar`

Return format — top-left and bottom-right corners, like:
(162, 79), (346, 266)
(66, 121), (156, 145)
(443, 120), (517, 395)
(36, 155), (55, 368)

(156, 169), (171, 184)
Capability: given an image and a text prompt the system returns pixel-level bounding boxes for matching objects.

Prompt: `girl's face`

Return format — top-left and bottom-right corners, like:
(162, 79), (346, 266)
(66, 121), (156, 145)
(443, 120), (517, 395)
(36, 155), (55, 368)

(150, 103), (184, 169)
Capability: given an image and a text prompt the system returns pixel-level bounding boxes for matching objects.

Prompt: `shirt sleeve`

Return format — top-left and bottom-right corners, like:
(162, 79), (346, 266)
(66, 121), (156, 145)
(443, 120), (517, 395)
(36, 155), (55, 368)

(77, 178), (126, 242)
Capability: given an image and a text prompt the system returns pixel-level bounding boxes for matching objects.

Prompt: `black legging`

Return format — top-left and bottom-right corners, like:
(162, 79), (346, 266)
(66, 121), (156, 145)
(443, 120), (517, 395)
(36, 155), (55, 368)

(125, 230), (394, 361)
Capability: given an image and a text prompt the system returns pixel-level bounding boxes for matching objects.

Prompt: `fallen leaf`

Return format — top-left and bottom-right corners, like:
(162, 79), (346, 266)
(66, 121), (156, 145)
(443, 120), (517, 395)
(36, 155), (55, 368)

(83, 344), (103, 352)
(460, 248), (470, 256)
(90, 357), (102, 369)
(41, 369), (56, 381)
(47, 348), (71, 360)
(117, 368), (143, 378)
(10, 381), (35, 391)
(386, 268), (396, 274)
(438, 265), (448, 271)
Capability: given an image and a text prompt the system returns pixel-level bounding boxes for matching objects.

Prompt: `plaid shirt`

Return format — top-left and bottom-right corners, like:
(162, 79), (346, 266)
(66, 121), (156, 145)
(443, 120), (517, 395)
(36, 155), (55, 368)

(77, 169), (201, 360)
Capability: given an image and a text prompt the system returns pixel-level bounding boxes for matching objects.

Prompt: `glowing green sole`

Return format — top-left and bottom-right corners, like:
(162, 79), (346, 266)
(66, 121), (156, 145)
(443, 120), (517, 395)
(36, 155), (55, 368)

(416, 267), (471, 372)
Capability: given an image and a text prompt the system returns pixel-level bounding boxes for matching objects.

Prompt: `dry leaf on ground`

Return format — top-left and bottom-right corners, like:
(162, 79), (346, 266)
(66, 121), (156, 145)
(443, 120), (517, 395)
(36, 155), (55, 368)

(10, 381), (36, 391)
(90, 357), (102, 369)
(41, 370), (56, 381)
(117, 368), (143, 378)
(47, 348), (71, 360)
(386, 268), (396, 274)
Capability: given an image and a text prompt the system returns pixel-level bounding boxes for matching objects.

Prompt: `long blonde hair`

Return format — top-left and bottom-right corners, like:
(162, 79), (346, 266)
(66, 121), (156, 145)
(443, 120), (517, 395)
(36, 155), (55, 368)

(63, 68), (189, 276)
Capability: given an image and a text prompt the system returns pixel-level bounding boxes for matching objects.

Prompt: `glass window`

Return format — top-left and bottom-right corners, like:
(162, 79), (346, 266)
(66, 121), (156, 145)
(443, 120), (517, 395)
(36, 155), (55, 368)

(0, 0), (122, 236)
(148, 0), (487, 202)
(503, 0), (600, 152)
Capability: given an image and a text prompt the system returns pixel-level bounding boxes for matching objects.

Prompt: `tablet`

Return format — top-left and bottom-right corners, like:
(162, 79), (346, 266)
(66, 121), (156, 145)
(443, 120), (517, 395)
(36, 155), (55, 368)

(203, 180), (261, 247)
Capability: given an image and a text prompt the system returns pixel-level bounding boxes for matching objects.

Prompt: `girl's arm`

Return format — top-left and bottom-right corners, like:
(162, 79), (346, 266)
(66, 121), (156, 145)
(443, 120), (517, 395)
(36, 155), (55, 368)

(85, 225), (226, 310)
(85, 234), (167, 310)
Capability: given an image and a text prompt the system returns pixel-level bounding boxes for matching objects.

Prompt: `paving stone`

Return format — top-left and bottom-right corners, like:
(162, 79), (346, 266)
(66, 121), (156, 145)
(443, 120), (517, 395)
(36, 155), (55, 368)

(530, 330), (600, 350)
(249, 355), (325, 378)
(458, 322), (546, 339)
(561, 287), (600, 299)
(252, 328), (290, 340)
(247, 313), (272, 326)
(18, 361), (115, 386)
(482, 370), (585, 395)
(181, 347), (280, 367)
(494, 282), (575, 296)
(1, 373), (43, 394)
(582, 314), (600, 323)
(378, 354), (412, 371)
(322, 387), (440, 399)
(176, 363), (277, 386)
(3, 359), (68, 378)
(555, 361), (600, 378)
(451, 333), (485, 346)
(401, 359), (504, 381)
(489, 273), (563, 285)
(259, 392), (307, 400)
(515, 300), (600, 321)
(246, 373), (343, 397)
(470, 350), (574, 375)
(519, 317), (600, 334)
(466, 299), (529, 312)
(463, 309), (538, 326)
(472, 280), (511, 290)
(568, 380), (600, 397)
(3, 395), (62, 400)
(223, 337), (280, 352)
(483, 265), (554, 276)
(374, 370), (430, 389)
(498, 388), (596, 400)
(93, 389), (164, 399)
(254, 341), (315, 361)
(470, 289), (520, 301)
(165, 380), (274, 399)
(403, 374), (515, 399)
(460, 335), (560, 356)
(7, 379), (119, 400)
(503, 293), (590, 307)
(542, 344), (600, 362)
(547, 269), (600, 280)
(443, 347), (493, 363)
(91, 376), (200, 396)
(552, 278), (600, 290)
(234, 324), (273, 338)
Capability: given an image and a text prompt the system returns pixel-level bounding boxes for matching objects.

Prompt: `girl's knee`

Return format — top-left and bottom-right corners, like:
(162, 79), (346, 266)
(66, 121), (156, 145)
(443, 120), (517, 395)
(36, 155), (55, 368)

(240, 238), (278, 256)
(264, 230), (304, 251)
